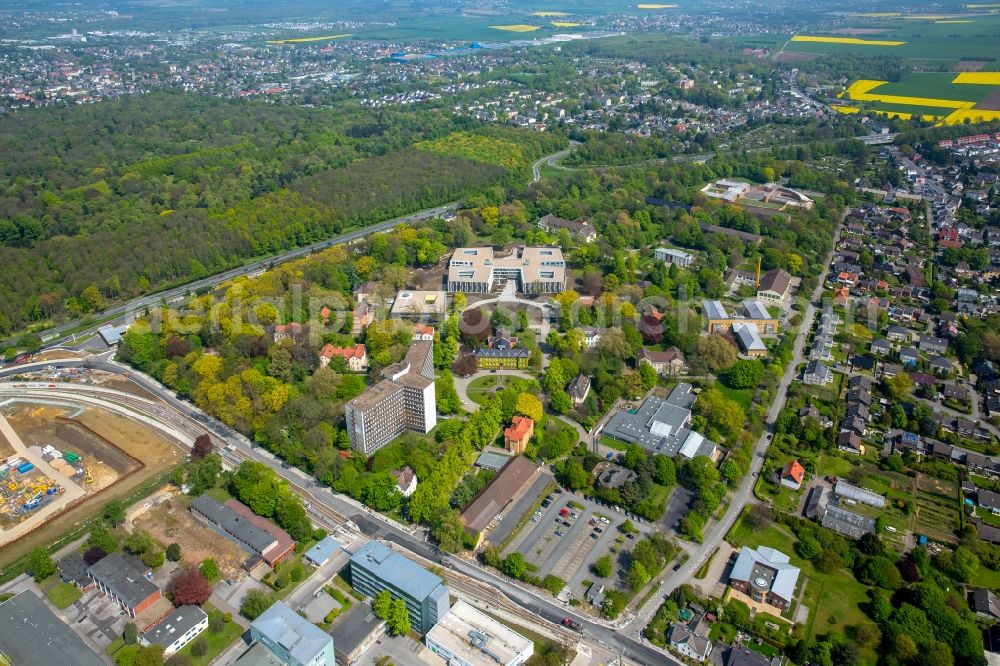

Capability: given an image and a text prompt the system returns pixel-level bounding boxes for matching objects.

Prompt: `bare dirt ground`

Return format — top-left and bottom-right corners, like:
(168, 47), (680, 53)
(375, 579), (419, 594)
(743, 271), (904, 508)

(31, 349), (87, 362)
(776, 52), (818, 64)
(7, 406), (139, 493)
(957, 61), (987, 71)
(0, 404), (183, 569)
(832, 28), (890, 35)
(134, 498), (248, 579)
(975, 87), (1000, 111)
(93, 372), (159, 401)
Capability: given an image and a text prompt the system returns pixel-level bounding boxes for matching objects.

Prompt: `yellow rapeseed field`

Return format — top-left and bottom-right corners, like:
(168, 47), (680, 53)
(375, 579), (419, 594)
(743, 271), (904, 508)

(491, 24), (541, 32)
(533, 11), (568, 16)
(266, 33), (352, 44)
(940, 109), (1000, 125)
(836, 105), (942, 122)
(953, 72), (1000, 85)
(791, 35), (906, 46)
(552, 22), (582, 27)
(840, 79), (976, 109)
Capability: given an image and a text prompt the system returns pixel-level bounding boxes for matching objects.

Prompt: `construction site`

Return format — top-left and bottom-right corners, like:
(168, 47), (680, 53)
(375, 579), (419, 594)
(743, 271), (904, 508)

(0, 399), (183, 563)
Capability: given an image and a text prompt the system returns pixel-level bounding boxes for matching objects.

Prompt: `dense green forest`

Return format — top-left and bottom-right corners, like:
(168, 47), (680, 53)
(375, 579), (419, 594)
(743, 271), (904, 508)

(0, 93), (564, 335)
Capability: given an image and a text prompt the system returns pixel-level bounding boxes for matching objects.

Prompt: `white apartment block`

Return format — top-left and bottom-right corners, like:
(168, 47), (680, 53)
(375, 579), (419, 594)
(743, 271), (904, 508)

(345, 341), (437, 455)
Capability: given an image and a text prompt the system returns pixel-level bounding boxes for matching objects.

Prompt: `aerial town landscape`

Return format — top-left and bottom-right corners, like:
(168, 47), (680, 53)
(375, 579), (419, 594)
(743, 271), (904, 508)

(1, 1), (1000, 665)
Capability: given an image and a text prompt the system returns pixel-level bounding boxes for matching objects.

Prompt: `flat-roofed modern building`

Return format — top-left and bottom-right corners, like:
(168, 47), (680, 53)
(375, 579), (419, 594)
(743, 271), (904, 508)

(140, 605), (208, 655)
(654, 247), (694, 268)
(349, 541), (450, 635)
(426, 600), (534, 666)
(250, 601), (336, 666)
(344, 341), (437, 456)
(330, 602), (386, 666)
(0, 591), (105, 666)
(447, 247), (566, 294)
(602, 383), (717, 460)
(389, 290), (448, 319)
(87, 552), (162, 618)
(702, 300), (779, 335)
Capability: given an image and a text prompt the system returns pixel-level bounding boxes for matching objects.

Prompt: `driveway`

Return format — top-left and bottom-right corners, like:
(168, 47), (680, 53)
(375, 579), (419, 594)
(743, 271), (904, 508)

(624, 214), (845, 637)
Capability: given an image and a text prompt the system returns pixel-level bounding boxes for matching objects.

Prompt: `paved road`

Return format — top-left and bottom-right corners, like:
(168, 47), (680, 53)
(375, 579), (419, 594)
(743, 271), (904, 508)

(532, 144), (576, 182)
(625, 215), (844, 634)
(2, 360), (684, 666)
(12, 143), (578, 353)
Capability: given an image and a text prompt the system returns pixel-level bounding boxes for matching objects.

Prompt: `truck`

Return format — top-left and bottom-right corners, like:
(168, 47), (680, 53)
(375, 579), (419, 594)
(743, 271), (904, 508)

(561, 618), (582, 632)
(16, 462), (33, 474)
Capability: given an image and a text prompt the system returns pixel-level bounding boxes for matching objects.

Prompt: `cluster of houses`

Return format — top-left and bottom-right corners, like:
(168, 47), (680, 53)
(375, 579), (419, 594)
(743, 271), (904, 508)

(665, 544), (799, 665)
(802, 306), (839, 385)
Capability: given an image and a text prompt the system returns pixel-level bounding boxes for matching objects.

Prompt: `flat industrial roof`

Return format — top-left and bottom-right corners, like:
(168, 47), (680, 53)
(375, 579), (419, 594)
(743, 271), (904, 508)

(427, 600), (532, 666)
(251, 601), (332, 666)
(0, 591), (105, 666)
(351, 541), (446, 601)
(602, 384), (716, 459)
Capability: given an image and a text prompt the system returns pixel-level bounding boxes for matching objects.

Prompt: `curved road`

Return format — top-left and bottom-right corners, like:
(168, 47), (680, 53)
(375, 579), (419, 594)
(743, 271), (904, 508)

(1, 357), (683, 666)
(13, 143), (577, 352)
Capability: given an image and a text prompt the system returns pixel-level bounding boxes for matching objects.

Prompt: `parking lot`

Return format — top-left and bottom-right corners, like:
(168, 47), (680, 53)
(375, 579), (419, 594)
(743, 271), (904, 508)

(503, 489), (650, 602)
(64, 586), (130, 651)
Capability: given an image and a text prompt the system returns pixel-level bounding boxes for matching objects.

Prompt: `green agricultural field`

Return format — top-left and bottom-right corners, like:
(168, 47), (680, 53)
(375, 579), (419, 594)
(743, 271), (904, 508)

(783, 16), (1000, 61)
(871, 73), (995, 103)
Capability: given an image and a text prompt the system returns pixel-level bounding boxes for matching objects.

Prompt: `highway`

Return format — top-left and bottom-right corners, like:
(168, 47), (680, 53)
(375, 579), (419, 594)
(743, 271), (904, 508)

(12, 143), (577, 353)
(22, 202), (458, 349)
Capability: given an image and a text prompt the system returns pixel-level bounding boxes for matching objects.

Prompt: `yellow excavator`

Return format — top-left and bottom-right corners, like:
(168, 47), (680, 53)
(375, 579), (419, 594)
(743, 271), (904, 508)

(84, 465), (94, 484)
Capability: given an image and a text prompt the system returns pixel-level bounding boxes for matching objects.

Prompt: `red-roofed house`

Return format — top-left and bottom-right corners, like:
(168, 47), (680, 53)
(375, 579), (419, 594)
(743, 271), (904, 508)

(273, 322), (305, 342)
(833, 287), (850, 307)
(413, 323), (435, 341)
(504, 416), (535, 455)
(319, 343), (368, 372)
(781, 460), (805, 490)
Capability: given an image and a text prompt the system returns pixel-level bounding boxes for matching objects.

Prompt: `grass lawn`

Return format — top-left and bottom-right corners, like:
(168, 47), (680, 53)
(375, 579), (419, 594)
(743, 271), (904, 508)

(713, 380), (754, 412)
(46, 581), (82, 609)
(600, 435), (629, 451)
(176, 608), (244, 666)
(972, 566), (1000, 590)
(816, 452), (855, 478)
(467, 375), (519, 405)
(728, 509), (872, 649)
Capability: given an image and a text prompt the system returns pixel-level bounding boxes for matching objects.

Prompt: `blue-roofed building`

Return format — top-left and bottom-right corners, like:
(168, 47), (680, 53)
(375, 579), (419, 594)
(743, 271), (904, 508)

(304, 536), (342, 567)
(349, 541), (450, 634)
(98, 324), (122, 346)
(249, 600), (335, 666)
